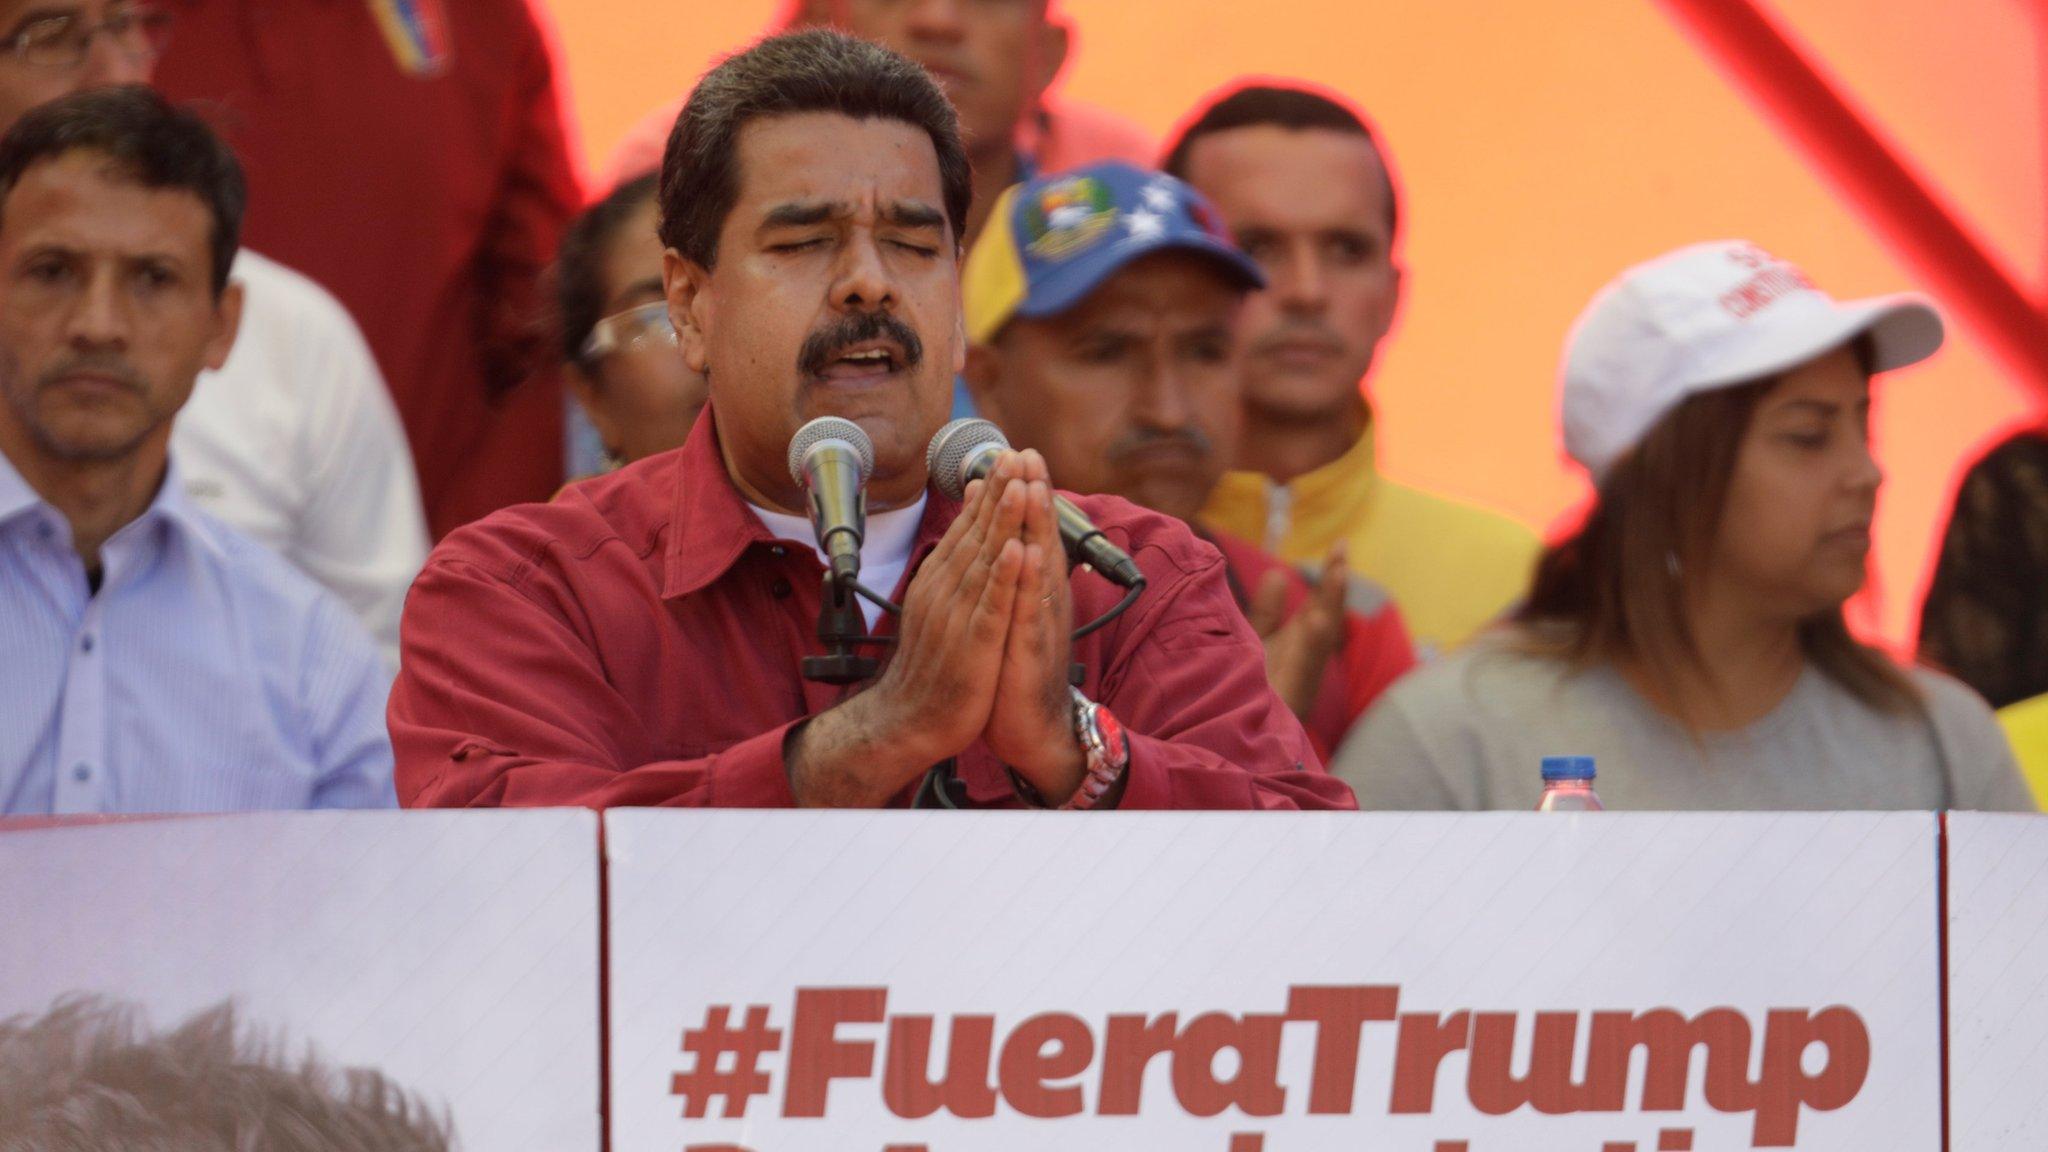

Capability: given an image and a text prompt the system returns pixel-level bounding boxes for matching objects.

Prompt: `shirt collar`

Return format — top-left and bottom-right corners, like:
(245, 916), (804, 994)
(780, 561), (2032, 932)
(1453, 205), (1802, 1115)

(0, 449), (38, 531)
(145, 456), (231, 562)
(0, 448), (225, 561)
(662, 405), (965, 600)
(750, 492), (928, 574)
(1288, 418), (1380, 514)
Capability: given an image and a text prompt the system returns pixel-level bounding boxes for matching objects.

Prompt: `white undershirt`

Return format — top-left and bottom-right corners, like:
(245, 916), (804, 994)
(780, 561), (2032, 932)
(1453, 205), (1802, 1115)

(750, 494), (927, 629)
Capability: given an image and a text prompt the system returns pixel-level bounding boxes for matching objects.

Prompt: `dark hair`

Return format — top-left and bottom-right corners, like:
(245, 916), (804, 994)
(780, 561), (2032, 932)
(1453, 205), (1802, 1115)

(556, 174), (658, 368)
(1918, 425), (2048, 708)
(1513, 337), (1920, 722)
(0, 996), (451, 1152)
(657, 28), (970, 269)
(0, 85), (245, 296)
(1162, 84), (1399, 244)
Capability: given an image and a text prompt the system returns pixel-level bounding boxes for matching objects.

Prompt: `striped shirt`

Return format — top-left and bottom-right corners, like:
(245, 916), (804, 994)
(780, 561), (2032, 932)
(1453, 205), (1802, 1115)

(0, 451), (396, 814)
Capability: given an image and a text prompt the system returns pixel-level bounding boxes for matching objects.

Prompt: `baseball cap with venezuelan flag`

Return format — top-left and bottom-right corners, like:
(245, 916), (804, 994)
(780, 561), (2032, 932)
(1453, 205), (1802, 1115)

(963, 161), (1265, 345)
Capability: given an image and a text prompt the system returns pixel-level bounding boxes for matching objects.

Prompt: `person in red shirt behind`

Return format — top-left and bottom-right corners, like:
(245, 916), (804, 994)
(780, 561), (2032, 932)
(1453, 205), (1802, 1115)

(154, 0), (583, 536)
(388, 30), (1351, 812)
(960, 162), (1416, 760)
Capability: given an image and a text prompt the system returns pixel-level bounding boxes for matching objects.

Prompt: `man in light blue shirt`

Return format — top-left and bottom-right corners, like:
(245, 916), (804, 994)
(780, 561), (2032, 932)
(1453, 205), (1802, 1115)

(0, 85), (393, 814)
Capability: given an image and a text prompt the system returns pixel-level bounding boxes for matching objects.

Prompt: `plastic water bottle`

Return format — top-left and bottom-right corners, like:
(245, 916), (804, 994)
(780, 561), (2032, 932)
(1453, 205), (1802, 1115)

(1536, 756), (1603, 811)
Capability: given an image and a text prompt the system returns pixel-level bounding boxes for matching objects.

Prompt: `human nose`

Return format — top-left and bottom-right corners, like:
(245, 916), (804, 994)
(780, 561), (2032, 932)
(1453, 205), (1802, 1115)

(1272, 241), (1327, 314)
(903, 0), (968, 41)
(830, 233), (897, 313)
(66, 270), (129, 349)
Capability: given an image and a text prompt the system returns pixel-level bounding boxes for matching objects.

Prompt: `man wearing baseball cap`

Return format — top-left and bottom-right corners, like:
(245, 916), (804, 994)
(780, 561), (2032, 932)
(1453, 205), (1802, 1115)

(963, 162), (1417, 758)
(1334, 240), (2032, 811)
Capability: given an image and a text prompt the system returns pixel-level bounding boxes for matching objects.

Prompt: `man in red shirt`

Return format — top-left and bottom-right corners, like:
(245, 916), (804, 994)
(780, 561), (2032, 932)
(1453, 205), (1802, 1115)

(960, 162), (1416, 759)
(155, 0), (583, 536)
(388, 30), (1349, 811)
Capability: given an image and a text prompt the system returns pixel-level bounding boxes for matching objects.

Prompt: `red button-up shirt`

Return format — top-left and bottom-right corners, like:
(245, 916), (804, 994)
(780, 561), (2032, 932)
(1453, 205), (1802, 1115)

(1206, 531), (1417, 761)
(389, 414), (1354, 810)
(156, 0), (584, 535)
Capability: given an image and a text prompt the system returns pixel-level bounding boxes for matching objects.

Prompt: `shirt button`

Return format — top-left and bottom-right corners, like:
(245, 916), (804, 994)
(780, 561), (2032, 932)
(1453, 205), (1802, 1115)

(79, 634), (94, 653)
(771, 579), (793, 599)
(71, 763), (92, 783)
(769, 545), (787, 557)
(35, 522), (53, 540)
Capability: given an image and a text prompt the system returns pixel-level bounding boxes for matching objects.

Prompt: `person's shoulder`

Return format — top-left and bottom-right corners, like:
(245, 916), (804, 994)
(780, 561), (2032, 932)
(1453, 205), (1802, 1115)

(180, 499), (326, 601)
(1374, 476), (1541, 558)
(1067, 491), (1224, 582)
(429, 451), (679, 588)
(227, 249), (378, 369)
(1202, 526), (1281, 581)
(173, 502), (377, 649)
(1907, 664), (2003, 727)
(1385, 630), (1575, 713)
(232, 249), (358, 328)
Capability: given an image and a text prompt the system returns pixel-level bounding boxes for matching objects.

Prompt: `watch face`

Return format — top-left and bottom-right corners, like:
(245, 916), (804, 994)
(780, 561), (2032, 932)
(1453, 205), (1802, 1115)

(1093, 705), (1126, 753)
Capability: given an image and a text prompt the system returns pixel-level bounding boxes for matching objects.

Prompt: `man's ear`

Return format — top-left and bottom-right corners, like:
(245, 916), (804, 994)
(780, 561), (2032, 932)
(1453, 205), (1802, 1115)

(201, 279), (245, 372)
(1376, 261), (1406, 344)
(1033, 16), (1072, 101)
(962, 342), (1006, 425)
(663, 248), (712, 374)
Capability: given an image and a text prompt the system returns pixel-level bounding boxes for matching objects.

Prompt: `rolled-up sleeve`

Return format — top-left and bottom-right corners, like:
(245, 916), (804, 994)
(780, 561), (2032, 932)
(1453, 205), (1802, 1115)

(389, 557), (797, 809)
(1098, 546), (1356, 811)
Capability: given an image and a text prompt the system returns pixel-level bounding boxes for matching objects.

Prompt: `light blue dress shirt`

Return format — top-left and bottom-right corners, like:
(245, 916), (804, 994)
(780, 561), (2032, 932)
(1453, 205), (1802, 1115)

(0, 450), (395, 814)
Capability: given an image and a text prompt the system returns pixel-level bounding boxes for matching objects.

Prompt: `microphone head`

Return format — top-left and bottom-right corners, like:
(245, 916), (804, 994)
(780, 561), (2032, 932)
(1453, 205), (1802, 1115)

(786, 417), (875, 488)
(926, 418), (1010, 500)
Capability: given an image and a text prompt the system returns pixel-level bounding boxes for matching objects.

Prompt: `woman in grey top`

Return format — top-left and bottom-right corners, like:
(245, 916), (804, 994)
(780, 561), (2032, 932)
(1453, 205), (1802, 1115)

(1334, 240), (2035, 812)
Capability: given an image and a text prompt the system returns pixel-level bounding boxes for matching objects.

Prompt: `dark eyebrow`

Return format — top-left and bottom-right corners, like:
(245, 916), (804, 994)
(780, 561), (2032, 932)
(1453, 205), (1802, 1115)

(1773, 399), (1843, 418)
(883, 202), (945, 230)
(759, 201), (843, 230)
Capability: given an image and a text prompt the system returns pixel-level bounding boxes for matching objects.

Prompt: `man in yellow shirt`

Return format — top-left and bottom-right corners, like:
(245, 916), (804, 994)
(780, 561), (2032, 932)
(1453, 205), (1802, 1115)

(1165, 84), (1539, 655)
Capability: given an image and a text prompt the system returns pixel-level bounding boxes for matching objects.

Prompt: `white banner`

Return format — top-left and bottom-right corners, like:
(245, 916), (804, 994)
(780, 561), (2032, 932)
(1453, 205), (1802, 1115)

(1946, 811), (2048, 1150)
(607, 811), (1941, 1152)
(0, 810), (602, 1152)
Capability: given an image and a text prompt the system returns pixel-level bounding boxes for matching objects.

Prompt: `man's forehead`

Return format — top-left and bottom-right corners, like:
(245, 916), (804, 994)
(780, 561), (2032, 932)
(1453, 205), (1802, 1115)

(1, 154), (211, 251)
(1188, 128), (1388, 214)
(731, 112), (945, 216)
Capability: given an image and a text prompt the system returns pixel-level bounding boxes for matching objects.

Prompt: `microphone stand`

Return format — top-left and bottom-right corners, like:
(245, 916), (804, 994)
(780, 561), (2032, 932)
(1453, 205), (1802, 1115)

(800, 571), (885, 685)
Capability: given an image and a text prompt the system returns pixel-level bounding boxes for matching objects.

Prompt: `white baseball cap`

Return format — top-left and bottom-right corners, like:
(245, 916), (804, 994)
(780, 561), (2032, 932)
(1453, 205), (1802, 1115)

(1560, 240), (1944, 481)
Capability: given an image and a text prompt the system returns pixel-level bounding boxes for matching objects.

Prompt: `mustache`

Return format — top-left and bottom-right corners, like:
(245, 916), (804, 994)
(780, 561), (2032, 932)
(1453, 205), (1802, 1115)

(39, 353), (146, 395)
(1105, 425), (1215, 468)
(797, 311), (924, 379)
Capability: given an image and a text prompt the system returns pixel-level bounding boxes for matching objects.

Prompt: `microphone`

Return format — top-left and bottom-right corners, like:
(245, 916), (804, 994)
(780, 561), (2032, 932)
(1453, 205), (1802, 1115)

(787, 416), (875, 585)
(926, 418), (1144, 590)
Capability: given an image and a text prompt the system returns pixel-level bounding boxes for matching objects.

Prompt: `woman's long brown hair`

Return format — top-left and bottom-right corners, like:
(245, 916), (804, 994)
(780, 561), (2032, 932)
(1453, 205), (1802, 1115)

(1513, 358), (1921, 721)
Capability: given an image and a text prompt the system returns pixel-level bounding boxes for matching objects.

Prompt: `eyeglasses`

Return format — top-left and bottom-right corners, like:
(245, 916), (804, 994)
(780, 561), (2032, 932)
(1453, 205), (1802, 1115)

(1, 5), (174, 71)
(580, 300), (677, 363)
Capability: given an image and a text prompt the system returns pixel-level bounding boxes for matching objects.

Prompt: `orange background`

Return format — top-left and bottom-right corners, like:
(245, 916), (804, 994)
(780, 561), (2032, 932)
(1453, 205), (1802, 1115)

(541, 0), (2044, 647)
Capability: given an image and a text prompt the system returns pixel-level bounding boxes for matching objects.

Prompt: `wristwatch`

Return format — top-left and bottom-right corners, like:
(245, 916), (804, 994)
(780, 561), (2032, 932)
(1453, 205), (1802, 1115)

(1062, 686), (1130, 810)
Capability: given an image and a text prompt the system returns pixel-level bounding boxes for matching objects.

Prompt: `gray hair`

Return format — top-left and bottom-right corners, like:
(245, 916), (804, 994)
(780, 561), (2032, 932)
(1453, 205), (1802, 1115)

(657, 28), (971, 268)
(0, 996), (453, 1152)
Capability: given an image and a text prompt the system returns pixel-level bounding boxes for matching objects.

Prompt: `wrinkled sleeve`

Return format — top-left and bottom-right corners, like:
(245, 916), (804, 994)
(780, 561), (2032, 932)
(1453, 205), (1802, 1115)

(388, 557), (797, 809)
(1097, 549), (1356, 811)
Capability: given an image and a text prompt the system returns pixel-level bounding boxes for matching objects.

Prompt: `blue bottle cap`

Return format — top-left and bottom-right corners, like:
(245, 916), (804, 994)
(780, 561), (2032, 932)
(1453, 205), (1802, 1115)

(1540, 755), (1596, 782)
